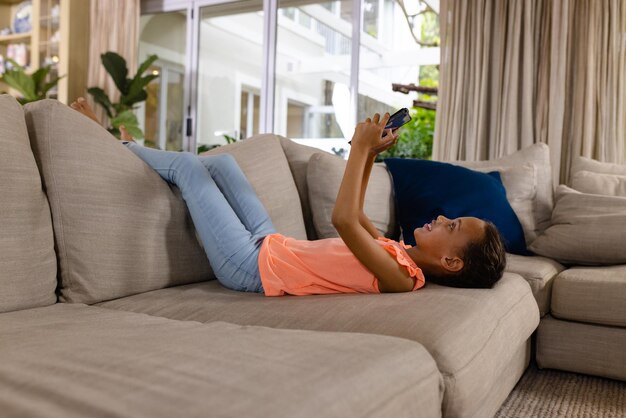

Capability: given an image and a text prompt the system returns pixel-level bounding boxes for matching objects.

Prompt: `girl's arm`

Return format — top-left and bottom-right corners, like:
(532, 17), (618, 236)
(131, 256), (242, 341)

(357, 153), (381, 238)
(332, 114), (414, 293)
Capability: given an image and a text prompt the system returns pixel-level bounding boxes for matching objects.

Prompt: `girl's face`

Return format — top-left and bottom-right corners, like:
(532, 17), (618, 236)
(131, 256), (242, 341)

(413, 215), (486, 259)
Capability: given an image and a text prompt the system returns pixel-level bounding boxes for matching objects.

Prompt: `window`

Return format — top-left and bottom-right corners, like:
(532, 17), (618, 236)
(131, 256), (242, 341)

(140, 0), (440, 156)
(240, 88), (260, 139)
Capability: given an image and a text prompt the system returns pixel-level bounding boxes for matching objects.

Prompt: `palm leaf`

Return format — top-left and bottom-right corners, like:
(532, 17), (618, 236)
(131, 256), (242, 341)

(136, 54), (158, 78)
(101, 52), (129, 94)
(87, 87), (113, 118)
(123, 74), (158, 106)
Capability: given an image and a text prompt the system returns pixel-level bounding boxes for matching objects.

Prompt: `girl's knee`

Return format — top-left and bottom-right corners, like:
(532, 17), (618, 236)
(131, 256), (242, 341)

(172, 152), (201, 168)
(169, 152), (204, 182)
(205, 153), (239, 172)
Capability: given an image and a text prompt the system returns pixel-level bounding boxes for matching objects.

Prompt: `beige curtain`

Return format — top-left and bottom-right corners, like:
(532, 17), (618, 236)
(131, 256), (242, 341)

(86, 0), (141, 126)
(434, 0), (626, 183)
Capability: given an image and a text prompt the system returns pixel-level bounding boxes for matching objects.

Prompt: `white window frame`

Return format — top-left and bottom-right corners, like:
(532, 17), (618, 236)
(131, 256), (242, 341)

(275, 87), (317, 137)
(140, 0), (363, 153)
(236, 72), (263, 139)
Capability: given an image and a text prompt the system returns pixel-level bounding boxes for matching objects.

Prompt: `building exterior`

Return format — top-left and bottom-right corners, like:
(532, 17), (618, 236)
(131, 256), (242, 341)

(139, 0), (439, 154)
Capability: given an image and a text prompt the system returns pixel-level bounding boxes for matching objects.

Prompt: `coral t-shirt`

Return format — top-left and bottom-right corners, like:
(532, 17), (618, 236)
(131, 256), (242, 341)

(258, 234), (425, 296)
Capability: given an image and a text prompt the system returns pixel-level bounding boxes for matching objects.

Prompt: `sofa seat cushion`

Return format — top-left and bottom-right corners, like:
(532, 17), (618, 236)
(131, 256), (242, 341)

(0, 304), (442, 418)
(98, 273), (539, 417)
(505, 254), (565, 316)
(0, 95), (56, 313)
(551, 266), (626, 327)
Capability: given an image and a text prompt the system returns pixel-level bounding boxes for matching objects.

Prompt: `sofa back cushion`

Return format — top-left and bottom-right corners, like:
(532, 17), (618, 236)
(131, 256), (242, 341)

(452, 143), (552, 244)
(306, 152), (397, 239)
(202, 134), (307, 240)
(529, 185), (626, 265)
(570, 170), (626, 197)
(0, 95), (57, 313)
(385, 158), (529, 254)
(24, 99), (213, 304)
(571, 155), (626, 178)
(278, 137), (323, 239)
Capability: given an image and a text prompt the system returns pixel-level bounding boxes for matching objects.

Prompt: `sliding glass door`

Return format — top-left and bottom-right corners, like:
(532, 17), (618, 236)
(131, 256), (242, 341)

(195, 1), (265, 151)
(139, 8), (189, 150)
(274, 0), (354, 156)
(140, 0), (438, 154)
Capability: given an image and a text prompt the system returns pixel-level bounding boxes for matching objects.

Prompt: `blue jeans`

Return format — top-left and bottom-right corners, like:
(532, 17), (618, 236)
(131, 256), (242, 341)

(124, 142), (275, 292)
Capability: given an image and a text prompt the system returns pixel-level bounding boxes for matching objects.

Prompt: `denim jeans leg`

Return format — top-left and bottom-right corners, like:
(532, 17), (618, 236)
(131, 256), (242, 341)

(123, 143), (264, 292)
(197, 154), (276, 239)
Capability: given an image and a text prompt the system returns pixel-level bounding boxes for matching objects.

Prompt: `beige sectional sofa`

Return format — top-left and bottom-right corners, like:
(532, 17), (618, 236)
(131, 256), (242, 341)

(0, 93), (620, 417)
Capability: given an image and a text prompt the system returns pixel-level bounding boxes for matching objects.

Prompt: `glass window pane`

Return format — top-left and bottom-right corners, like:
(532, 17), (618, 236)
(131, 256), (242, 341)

(358, 0), (418, 121)
(139, 12), (187, 150)
(275, 0), (353, 156)
(165, 69), (185, 150)
(239, 88), (261, 139)
(358, 0), (439, 159)
(197, 1), (264, 150)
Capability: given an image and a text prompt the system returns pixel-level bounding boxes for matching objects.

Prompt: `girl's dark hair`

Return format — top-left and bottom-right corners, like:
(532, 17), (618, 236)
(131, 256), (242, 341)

(428, 221), (507, 289)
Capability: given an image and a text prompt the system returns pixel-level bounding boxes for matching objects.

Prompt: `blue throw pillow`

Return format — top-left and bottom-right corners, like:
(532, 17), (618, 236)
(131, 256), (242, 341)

(384, 158), (529, 255)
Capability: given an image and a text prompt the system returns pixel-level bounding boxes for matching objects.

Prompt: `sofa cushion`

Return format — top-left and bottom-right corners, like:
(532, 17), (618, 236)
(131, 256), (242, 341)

(97, 273), (539, 418)
(0, 304), (443, 418)
(529, 185), (626, 265)
(24, 99), (213, 304)
(505, 254), (565, 317)
(385, 158), (528, 254)
(203, 134), (307, 240)
(278, 137), (323, 239)
(0, 95), (56, 313)
(452, 143), (553, 243)
(307, 152), (397, 239)
(537, 315), (626, 381)
(570, 155), (626, 178)
(455, 163), (537, 246)
(570, 170), (626, 197)
(551, 266), (626, 327)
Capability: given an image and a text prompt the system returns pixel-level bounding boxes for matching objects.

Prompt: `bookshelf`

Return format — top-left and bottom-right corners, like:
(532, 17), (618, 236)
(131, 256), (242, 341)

(0, 0), (89, 104)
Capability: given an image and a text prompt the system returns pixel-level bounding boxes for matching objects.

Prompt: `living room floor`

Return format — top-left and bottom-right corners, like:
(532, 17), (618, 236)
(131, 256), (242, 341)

(496, 362), (626, 418)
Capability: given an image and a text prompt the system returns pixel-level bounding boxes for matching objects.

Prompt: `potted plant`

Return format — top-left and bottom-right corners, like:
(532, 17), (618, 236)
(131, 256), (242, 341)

(0, 59), (64, 105)
(87, 52), (159, 141)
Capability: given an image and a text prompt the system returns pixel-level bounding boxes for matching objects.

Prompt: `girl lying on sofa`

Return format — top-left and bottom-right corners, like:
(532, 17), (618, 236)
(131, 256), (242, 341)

(70, 98), (506, 296)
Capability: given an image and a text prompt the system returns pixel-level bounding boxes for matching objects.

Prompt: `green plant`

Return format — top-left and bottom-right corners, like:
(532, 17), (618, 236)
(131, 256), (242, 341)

(376, 106), (435, 161)
(88, 52), (159, 139)
(0, 59), (64, 105)
(197, 144), (220, 154)
(223, 134), (238, 144)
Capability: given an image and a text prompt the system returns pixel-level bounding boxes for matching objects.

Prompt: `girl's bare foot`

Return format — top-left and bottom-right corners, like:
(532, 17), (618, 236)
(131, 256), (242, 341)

(71, 97), (135, 143)
(70, 97), (100, 123)
(119, 125), (135, 142)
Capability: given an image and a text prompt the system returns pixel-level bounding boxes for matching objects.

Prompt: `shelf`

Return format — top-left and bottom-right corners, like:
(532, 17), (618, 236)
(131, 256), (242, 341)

(0, 0), (29, 5)
(0, 32), (32, 44)
(2, 0), (89, 104)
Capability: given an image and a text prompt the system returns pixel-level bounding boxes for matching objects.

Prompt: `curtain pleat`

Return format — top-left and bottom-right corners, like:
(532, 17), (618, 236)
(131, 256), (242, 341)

(435, 0), (626, 184)
(86, 0), (140, 127)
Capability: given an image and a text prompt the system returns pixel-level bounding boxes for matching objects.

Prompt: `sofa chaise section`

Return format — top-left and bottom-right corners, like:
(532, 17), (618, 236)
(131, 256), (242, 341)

(0, 304), (443, 418)
(96, 273), (540, 418)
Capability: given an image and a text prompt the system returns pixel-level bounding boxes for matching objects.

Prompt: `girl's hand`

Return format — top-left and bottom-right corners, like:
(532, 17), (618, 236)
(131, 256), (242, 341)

(371, 129), (399, 155)
(351, 113), (400, 156)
